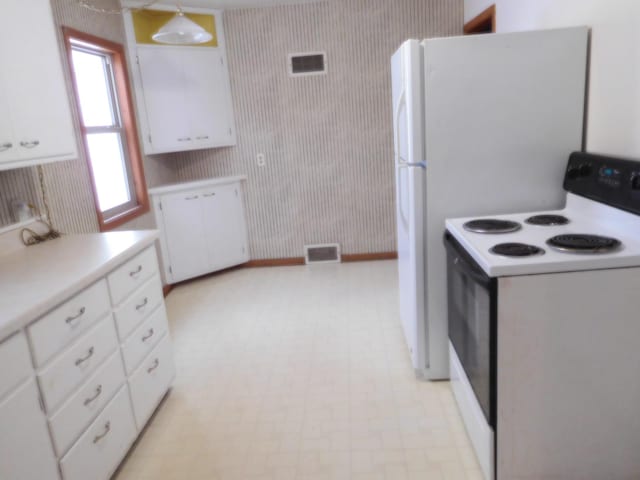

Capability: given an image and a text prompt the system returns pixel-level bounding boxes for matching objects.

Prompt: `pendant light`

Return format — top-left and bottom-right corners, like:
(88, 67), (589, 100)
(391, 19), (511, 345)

(152, 6), (213, 45)
(76, 1), (213, 46)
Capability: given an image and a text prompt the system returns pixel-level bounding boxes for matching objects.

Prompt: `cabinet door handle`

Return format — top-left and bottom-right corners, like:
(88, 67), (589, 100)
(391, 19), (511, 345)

(0, 142), (12, 151)
(141, 328), (155, 342)
(147, 358), (160, 373)
(185, 195), (199, 200)
(75, 347), (95, 366)
(20, 140), (40, 148)
(135, 297), (148, 310)
(196, 135), (209, 140)
(129, 265), (143, 277)
(203, 193), (216, 197)
(177, 137), (191, 142)
(93, 421), (111, 444)
(66, 307), (86, 324)
(83, 385), (103, 406)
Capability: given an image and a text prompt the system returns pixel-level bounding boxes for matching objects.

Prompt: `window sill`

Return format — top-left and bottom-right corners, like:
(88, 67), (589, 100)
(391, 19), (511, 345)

(99, 203), (150, 232)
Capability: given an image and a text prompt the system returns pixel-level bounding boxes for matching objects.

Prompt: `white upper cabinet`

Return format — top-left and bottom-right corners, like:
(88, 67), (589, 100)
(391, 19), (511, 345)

(0, 0), (77, 171)
(124, 7), (236, 155)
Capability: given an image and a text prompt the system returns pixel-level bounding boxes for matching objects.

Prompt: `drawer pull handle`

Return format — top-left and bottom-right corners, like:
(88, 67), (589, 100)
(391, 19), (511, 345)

(185, 195), (199, 200)
(203, 193), (216, 197)
(65, 307), (86, 324)
(147, 358), (160, 373)
(196, 135), (209, 140)
(75, 347), (95, 366)
(93, 421), (111, 444)
(129, 265), (143, 277)
(135, 297), (149, 310)
(83, 385), (103, 406)
(20, 140), (40, 148)
(177, 137), (191, 142)
(0, 142), (12, 151)
(142, 328), (155, 342)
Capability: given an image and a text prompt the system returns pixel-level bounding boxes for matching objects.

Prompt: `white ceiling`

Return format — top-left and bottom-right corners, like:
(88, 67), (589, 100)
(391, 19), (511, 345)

(142, 0), (324, 9)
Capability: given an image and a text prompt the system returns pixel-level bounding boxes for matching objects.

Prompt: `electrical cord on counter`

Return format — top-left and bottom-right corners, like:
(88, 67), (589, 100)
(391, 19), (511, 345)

(20, 165), (62, 246)
(21, 221), (61, 246)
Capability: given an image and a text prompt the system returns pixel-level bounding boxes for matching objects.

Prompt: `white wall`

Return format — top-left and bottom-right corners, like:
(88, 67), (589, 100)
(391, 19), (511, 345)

(464, 0), (640, 159)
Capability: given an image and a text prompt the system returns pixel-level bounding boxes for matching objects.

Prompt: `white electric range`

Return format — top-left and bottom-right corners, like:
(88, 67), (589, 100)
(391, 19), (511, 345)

(443, 152), (640, 480)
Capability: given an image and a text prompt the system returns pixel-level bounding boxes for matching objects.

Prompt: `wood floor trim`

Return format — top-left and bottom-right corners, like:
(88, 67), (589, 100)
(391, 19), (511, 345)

(244, 257), (306, 267)
(342, 252), (398, 262)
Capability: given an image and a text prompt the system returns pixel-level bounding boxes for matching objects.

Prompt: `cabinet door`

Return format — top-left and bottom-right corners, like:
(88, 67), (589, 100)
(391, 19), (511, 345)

(183, 48), (234, 148)
(137, 46), (192, 154)
(0, 80), (17, 165)
(160, 191), (209, 282)
(0, 0), (76, 167)
(0, 379), (60, 480)
(202, 184), (248, 270)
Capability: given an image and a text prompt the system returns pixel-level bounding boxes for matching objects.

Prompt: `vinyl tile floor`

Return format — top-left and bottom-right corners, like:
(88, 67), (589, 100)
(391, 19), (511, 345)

(114, 260), (483, 480)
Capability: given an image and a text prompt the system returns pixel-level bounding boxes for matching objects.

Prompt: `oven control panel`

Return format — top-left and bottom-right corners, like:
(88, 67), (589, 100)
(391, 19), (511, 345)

(564, 151), (640, 215)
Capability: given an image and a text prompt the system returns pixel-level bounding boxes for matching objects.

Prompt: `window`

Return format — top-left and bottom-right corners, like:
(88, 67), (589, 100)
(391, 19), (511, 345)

(64, 28), (148, 230)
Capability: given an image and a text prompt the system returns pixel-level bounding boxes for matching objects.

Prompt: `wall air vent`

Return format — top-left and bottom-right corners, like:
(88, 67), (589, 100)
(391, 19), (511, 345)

(288, 52), (327, 77)
(304, 243), (341, 264)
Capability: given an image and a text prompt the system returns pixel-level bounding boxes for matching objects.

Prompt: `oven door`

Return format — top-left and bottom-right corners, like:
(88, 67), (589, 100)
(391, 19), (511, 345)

(444, 231), (497, 427)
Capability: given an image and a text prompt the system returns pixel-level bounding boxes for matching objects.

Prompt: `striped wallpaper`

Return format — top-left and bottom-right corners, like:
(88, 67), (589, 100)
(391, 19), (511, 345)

(0, 0), (462, 260)
(171, 0), (463, 259)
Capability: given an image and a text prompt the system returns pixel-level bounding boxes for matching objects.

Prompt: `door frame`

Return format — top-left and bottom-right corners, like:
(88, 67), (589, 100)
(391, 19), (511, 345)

(464, 4), (496, 34)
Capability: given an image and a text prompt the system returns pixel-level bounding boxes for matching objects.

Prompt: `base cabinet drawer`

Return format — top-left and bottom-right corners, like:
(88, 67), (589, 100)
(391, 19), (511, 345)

(29, 279), (111, 367)
(129, 334), (175, 428)
(60, 385), (136, 480)
(122, 305), (169, 375)
(108, 247), (159, 305)
(49, 351), (126, 457)
(38, 316), (118, 412)
(0, 378), (60, 480)
(114, 274), (163, 341)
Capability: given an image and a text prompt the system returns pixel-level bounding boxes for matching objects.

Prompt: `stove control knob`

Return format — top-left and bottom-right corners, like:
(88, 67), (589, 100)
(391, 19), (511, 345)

(631, 173), (640, 190)
(567, 167), (580, 180)
(579, 164), (592, 177)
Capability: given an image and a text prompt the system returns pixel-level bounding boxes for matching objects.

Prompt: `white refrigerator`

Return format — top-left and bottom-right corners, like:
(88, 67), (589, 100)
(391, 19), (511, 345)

(392, 27), (589, 380)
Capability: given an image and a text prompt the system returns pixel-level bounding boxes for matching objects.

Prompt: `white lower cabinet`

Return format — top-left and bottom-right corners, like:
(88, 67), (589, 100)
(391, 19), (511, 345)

(60, 386), (136, 480)
(0, 378), (60, 480)
(129, 334), (175, 428)
(0, 243), (175, 480)
(151, 177), (249, 284)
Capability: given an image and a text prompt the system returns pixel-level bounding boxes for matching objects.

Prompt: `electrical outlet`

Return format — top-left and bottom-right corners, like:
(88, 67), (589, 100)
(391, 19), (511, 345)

(257, 153), (266, 167)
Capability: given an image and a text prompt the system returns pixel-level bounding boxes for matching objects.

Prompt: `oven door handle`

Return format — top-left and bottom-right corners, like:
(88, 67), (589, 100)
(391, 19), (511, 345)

(444, 232), (493, 289)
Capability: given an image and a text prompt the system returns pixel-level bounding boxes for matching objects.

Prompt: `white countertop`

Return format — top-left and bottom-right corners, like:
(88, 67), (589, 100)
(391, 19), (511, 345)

(148, 175), (247, 196)
(0, 230), (158, 340)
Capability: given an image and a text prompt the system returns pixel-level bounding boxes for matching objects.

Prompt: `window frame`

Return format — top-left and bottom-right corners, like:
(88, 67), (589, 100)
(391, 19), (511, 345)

(63, 27), (149, 231)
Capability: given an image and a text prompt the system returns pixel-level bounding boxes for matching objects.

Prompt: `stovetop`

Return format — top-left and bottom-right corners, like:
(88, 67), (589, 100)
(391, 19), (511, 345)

(446, 193), (640, 277)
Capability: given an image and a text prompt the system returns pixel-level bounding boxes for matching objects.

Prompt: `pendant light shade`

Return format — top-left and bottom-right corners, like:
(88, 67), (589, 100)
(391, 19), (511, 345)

(152, 10), (213, 45)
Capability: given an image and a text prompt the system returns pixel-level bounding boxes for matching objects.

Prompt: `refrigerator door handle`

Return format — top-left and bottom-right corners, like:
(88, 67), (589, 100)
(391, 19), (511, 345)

(394, 88), (426, 170)
(394, 89), (406, 166)
(394, 88), (412, 232)
(398, 160), (427, 169)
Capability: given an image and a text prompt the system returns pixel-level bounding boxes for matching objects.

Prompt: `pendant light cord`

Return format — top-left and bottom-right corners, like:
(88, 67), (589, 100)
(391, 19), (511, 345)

(20, 165), (61, 246)
(76, 0), (159, 15)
